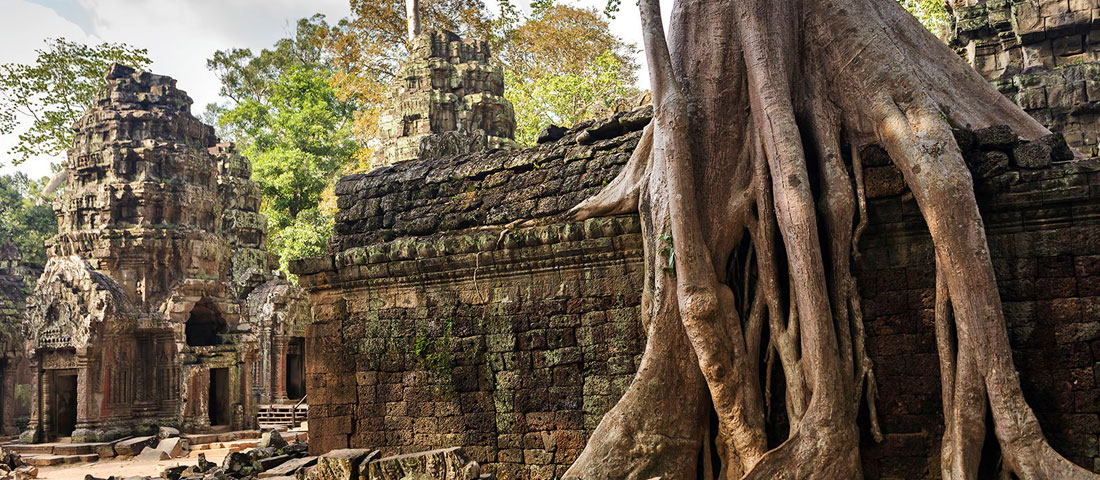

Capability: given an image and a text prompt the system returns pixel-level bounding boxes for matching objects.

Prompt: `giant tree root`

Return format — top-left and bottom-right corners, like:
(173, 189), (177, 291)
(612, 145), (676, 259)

(562, 0), (1100, 478)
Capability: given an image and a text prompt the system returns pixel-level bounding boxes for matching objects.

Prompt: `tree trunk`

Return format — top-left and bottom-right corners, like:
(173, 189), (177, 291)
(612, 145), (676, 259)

(564, 0), (1099, 478)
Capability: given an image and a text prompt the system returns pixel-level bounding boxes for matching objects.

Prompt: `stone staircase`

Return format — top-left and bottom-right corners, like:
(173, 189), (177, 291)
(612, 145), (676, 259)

(3, 441), (103, 466)
(257, 402), (308, 430)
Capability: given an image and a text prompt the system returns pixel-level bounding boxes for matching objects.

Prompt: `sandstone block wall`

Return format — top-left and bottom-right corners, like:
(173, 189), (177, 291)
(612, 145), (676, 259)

(293, 109), (651, 478)
(953, 0), (1100, 156)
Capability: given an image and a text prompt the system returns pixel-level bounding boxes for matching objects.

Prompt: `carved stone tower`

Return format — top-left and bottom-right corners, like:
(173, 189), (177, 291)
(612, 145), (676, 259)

(951, 0), (1100, 156)
(373, 30), (517, 167)
(21, 65), (304, 443)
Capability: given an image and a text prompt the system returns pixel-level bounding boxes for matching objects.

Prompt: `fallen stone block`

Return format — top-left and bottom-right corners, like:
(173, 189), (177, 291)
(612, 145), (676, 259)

(257, 430), (288, 450)
(155, 437), (188, 458)
(307, 449), (377, 480)
(366, 448), (481, 480)
(258, 455), (316, 478)
(259, 454), (291, 471)
(93, 443), (116, 459)
(115, 436), (155, 456)
(161, 465), (187, 480)
(135, 447), (170, 461)
(158, 426), (180, 439)
(20, 455), (65, 467)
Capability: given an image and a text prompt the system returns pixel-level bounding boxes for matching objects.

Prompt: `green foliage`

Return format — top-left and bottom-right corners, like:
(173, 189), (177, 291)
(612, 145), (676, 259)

(0, 38), (150, 166)
(0, 174), (57, 266)
(507, 50), (637, 145)
(494, 3), (641, 145)
(206, 16), (357, 274)
(899, 0), (952, 34)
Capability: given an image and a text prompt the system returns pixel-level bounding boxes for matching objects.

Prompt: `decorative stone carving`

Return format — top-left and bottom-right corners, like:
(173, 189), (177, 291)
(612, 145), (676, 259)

(373, 30), (517, 167)
(20, 65), (308, 443)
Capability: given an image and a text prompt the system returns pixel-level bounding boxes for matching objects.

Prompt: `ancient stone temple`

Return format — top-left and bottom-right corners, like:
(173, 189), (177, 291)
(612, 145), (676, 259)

(0, 241), (36, 435)
(20, 65), (309, 443)
(289, 5), (1100, 480)
(372, 29), (517, 167)
(952, 0), (1100, 156)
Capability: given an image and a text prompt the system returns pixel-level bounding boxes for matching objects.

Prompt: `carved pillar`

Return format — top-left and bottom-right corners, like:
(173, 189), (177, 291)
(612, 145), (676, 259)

(21, 357), (41, 442)
(273, 336), (289, 404)
(72, 349), (93, 441)
(2, 356), (13, 435)
(40, 370), (51, 440)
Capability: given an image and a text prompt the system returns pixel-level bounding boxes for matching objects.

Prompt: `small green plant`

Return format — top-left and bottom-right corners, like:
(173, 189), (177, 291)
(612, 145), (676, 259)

(658, 233), (676, 274)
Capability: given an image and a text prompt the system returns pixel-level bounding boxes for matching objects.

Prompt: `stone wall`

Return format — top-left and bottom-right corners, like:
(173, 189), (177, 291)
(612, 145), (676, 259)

(294, 101), (1100, 477)
(855, 128), (1100, 477)
(292, 108), (650, 478)
(952, 0), (1100, 156)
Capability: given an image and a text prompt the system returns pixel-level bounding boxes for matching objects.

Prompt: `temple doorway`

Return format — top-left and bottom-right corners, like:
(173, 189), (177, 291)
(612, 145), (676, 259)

(186, 300), (226, 347)
(52, 373), (77, 437)
(286, 337), (305, 400)
(208, 368), (229, 426)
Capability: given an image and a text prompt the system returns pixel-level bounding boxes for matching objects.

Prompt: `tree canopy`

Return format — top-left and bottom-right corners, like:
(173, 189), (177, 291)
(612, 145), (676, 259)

(0, 38), (150, 166)
(206, 16), (358, 273)
(0, 174), (57, 267)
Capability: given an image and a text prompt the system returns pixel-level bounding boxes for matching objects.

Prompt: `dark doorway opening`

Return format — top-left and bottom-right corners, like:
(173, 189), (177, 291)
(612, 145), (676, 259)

(286, 337), (305, 400)
(52, 373), (77, 437)
(208, 368), (230, 426)
(186, 300), (226, 347)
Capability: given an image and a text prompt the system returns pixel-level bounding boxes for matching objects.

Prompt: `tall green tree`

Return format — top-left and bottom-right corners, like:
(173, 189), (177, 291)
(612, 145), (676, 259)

(0, 38), (150, 166)
(207, 16), (358, 272)
(0, 174), (57, 267)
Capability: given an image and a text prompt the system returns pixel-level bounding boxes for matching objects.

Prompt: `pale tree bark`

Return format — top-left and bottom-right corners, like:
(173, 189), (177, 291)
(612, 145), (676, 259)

(564, 0), (1098, 478)
(407, 0), (421, 42)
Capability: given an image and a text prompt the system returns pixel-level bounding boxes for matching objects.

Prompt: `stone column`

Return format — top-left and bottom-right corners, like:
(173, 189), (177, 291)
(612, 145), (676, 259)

(273, 336), (289, 404)
(20, 358), (41, 443)
(72, 350), (94, 442)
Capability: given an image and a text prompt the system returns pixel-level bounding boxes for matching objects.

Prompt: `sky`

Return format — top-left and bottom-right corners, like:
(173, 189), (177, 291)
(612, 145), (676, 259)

(0, 0), (667, 181)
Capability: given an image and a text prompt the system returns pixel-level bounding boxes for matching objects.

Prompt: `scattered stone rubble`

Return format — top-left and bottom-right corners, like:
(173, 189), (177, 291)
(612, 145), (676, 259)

(72, 430), (489, 480)
(0, 452), (37, 480)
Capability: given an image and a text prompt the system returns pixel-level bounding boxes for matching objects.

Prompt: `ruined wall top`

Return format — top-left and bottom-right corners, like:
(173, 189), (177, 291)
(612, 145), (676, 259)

(951, 0), (1100, 156)
(372, 30), (517, 168)
(952, 0), (1100, 77)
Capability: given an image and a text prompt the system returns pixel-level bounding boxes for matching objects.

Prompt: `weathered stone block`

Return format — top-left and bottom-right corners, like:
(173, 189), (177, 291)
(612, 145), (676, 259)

(114, 436), (155, 456)
(366, 448), (481, 480)
(308, 448), (378, 480)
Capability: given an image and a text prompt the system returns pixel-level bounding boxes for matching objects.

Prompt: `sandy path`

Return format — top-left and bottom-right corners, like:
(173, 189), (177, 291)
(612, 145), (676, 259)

(34, 447), (233, 480)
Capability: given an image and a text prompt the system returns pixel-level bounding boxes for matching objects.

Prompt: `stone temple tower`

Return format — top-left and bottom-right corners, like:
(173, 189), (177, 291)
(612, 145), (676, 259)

(21, 65), (308, 443)
(951, 0), (1100, 156)
(373, 29), (518, 167)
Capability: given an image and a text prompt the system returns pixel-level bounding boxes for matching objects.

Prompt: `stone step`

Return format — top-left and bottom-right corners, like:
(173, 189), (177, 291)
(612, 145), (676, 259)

(51, 442), (101, 456)
(2, 444), (54, 455)
(21, 453), (97, 466)
(183, 430), (261, 446)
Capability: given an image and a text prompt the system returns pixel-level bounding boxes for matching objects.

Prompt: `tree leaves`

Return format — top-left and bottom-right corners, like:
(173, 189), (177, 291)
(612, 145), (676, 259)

(0, 173), (57, 266)
(207, 22), (357, 274)
(0, 38), (150, 166)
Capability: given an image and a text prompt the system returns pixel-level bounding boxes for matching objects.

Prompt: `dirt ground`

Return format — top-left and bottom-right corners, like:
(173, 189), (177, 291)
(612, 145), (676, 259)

(33, 447), (233, 480)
